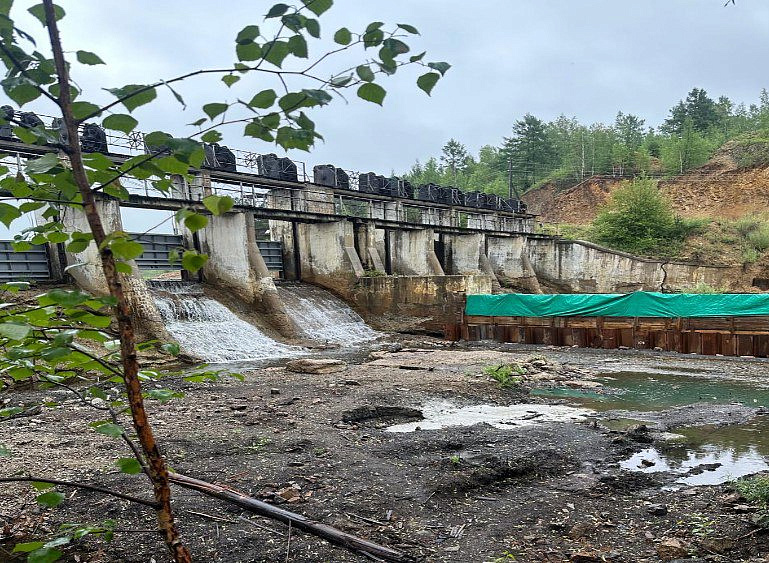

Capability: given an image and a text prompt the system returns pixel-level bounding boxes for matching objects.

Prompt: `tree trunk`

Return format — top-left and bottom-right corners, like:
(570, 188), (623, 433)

(42, 2), (190, 561)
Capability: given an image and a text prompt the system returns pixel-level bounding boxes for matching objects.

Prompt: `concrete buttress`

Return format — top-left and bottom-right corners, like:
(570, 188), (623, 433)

(60, 198), (172, 341)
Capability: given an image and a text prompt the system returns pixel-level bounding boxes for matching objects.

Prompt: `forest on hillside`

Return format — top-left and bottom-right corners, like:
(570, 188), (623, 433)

(404, 88), (769, 196)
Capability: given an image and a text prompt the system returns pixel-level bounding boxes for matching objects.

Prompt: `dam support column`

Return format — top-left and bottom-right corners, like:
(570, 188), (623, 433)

(486, 235), (542, 293)
(293, 219), (364, 298)
(354, 222), (386, 273)
(196, 210), (298, 338)
(389, 228), (443, 276)
(60, 198), (171, 341)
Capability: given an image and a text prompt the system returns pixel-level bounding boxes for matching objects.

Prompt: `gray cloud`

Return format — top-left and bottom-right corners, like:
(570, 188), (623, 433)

(2, 0), (766, 233)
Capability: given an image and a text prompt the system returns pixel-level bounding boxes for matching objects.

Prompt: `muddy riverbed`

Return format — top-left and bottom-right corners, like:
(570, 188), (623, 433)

(2, 341), (769, 562)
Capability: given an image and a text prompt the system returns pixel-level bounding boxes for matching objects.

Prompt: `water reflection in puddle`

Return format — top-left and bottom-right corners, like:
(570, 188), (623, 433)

(385, 400), (592, 433)
(621, 445), (769, 486)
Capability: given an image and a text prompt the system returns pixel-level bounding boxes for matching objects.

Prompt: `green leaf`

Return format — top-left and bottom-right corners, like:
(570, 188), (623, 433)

(116, 457), (142, 475)
(383, 38), (409, 56)
(262, 40), (290, 68)
(362, 28), (384, 48)
(329, 75), (352, 87)
(201, 130), (222, 143)
(4, 81), (41, 106)
(202, 195), (234, 216)
(13, 542), (45, 553)
(248, 89), (277, 109)
(28, 547), (63, 563)
(281, 13), (304, 32)
(82, 152), (115, 171)
(76, 50), (105, 65)
(0, 203), (21, 227)
(146, 388), (183, 402)
(71, 101), (100, 120)
(397, 23), (419, 34)
(427, 61), (451, 76)
(261, 113), (281, 129)
(102, 114), (138, 134)
(265, 3), (289, 17)
(155, 156), (189, 175)
(236, 42), (261, 61)
(356, 65), (375, 82)
(416, 72), (440, 95)
(28, 3), (65, 26)
(279, 92), (308, 112)
(27, 153), (61, 175)
(301, 0), (332, 16)
(333, 27), (351, 45)
(203, 103), (228, 120)
(0, 322), (31, 340)
(11, 240), (32, 251)
(301, 88), (332, 106)
(105, 84), (157, 113)
(236, 24), (260, 43)
(36, 491), (64, 508)
(182, 250), (208, 273)
(305, 18), (320, 38)
(287, 34), (308, 58)
(66, 239), (90, 253)
(0, 444), (9, 457)
(110, 239), (143, 261)
(409, 51), (426, 63)
(357, 83), (386, 106)
(244, 121), (274, 142)
(184, 213), (208, 233)
(47, 232), (68, 243)
(91, 422), (124, 438)
(222, 75), (240, 88)
(87, 386), (108, 400)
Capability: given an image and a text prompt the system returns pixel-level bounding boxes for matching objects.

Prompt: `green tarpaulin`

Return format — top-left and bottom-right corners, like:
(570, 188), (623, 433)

(465, 292), (769, 318)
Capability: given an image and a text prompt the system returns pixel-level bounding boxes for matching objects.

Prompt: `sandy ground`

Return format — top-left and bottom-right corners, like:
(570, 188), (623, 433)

(2, 341), (769, 562)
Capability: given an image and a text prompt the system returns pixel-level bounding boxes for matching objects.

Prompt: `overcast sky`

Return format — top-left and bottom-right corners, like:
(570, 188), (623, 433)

(2, 0), (768, 233)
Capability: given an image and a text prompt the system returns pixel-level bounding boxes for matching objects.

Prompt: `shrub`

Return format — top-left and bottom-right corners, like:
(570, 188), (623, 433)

(735, 215), (763, 237)
(590, 178), (700, 256)
(484, 363), (526, 388)
(735, 475), (769, 509)
(734, 475), (769, 527)
(685, 282), (727, 294)
(747, 223), (769, 251)
(742, 247), (760, 264)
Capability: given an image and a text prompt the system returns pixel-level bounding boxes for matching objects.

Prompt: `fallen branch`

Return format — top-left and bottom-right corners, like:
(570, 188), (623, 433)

(169, 472), (415, 562)
(0, 476), (159, 508)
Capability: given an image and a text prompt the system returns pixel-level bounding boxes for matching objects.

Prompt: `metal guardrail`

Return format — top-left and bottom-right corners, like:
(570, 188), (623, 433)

(0, 241), (50, 281)
(256, 241), (283, 273)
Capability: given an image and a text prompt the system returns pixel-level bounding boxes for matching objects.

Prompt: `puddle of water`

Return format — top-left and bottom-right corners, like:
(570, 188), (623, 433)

(532, 370), (769, 412)
(621, 445), (769, 486)
(385, 400), (592, 433)
(535, 371), (769, 486)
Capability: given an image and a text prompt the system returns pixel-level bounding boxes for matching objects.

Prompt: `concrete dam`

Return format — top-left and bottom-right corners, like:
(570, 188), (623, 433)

(0, 116), (741, 354)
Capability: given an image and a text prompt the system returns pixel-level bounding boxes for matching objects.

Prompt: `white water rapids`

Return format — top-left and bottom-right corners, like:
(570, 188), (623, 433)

(149, 281), (300, 363)
(276, 282), (381, 346)
(148, 281), (380, 362)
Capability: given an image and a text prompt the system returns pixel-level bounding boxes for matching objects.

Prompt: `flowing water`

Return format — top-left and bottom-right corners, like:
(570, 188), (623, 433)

(276, 282), (381, 346)
(149, 281), (302, 363)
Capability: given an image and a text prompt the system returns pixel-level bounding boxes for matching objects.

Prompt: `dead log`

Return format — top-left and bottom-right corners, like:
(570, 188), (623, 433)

(169, 472), (415, 562)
